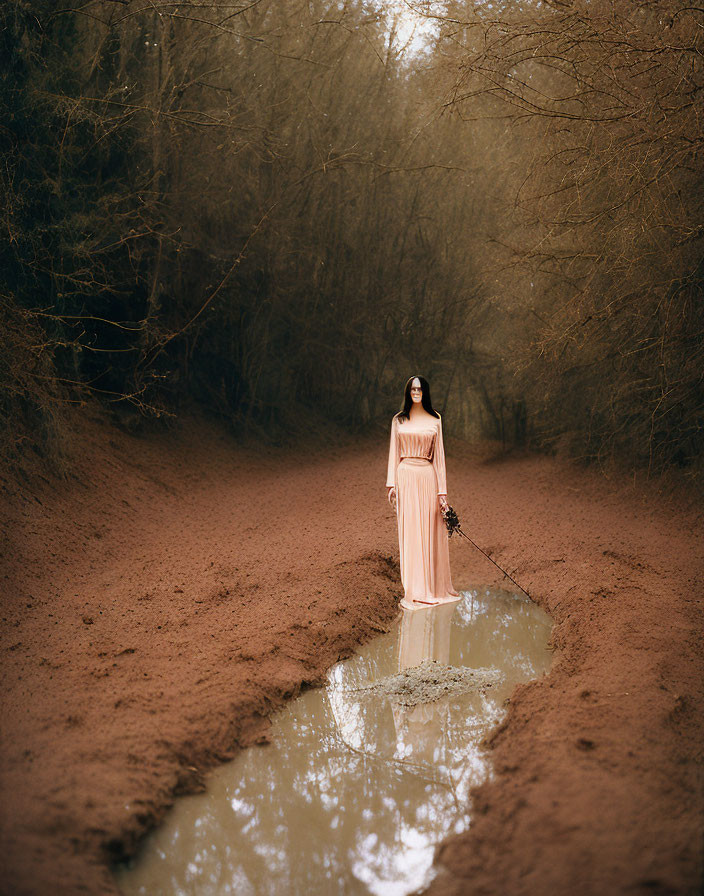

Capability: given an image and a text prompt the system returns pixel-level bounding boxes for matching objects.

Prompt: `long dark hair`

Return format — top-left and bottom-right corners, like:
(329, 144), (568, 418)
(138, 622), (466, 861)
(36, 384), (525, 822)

(395, 375), (440, 422)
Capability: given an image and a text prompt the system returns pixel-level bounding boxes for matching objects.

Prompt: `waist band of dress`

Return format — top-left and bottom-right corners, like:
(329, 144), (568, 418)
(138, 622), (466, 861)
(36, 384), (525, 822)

(400, 456), (432, 463)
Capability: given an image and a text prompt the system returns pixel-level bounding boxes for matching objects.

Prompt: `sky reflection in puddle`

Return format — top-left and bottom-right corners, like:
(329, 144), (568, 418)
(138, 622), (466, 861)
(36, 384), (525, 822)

(115, 588), (553, 896)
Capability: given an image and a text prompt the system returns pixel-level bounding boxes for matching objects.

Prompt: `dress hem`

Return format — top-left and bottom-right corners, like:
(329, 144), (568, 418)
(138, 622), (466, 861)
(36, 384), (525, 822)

(400, 593), (461, 611)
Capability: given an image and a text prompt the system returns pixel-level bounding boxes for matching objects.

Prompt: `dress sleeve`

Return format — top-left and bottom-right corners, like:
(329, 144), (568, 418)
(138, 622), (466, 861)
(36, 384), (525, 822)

(433, 415), (448, 495)
(386, 416), (400, 488)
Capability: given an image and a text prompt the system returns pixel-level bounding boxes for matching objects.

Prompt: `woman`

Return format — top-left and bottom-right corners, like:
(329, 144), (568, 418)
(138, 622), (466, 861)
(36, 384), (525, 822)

(386, 376), (460, 608)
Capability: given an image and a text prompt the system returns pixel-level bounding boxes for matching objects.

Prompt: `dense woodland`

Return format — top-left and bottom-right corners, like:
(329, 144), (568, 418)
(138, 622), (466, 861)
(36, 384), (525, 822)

(2, 0), (702, 474)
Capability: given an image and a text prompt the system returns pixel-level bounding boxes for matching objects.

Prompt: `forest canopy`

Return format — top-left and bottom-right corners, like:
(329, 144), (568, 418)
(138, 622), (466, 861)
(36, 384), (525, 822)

(2, 0), (702, 474)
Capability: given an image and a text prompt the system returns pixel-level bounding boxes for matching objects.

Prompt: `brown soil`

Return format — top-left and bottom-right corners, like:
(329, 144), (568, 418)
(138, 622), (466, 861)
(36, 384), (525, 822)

(0, 408), (702, 896)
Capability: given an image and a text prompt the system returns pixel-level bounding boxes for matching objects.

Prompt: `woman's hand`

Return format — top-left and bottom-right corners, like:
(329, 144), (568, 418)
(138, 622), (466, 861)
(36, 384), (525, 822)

(387, 486), (397, 508)
(438, 494), (449, 513)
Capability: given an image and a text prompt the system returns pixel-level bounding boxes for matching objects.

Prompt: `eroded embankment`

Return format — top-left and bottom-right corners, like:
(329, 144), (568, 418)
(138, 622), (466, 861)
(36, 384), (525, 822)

(0, 408), (702, 896)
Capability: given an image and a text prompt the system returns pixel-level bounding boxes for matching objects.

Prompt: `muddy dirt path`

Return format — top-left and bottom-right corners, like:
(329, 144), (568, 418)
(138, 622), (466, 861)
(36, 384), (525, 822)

(1, 409), (702, 895)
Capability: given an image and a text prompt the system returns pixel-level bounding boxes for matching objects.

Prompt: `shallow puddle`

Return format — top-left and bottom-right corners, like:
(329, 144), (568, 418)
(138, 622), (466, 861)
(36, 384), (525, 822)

(114, 588), (553, 896)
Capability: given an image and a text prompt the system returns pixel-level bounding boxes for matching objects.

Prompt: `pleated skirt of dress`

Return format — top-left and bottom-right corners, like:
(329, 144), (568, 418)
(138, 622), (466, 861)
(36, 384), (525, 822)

(396, 458), (460, 603)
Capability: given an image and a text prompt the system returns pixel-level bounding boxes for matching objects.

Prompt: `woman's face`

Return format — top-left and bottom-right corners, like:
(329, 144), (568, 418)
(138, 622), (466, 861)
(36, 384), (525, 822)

(410, 378), (423, 404)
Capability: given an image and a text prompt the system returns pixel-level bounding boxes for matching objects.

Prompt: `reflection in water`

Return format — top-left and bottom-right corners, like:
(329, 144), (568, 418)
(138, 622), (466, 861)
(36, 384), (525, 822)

(114, 589), (553, 896)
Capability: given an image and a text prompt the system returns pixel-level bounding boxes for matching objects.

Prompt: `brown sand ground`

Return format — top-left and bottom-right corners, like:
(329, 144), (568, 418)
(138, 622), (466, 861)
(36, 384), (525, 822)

(0, 408), (702, 896)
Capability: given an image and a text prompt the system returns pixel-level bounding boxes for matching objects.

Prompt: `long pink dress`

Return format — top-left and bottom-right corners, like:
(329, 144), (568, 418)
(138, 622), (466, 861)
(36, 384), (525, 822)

(386, 414), (460, 605)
